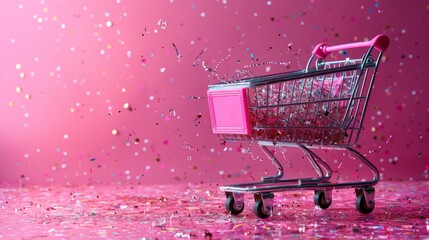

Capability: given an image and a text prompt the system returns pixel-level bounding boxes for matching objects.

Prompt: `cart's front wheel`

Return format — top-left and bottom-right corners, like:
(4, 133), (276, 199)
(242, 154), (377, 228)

(314, 190), (332, 209)
(253, 199), (270, 219)
(356, 193), (374, 214)
(225, 196), (244, 215)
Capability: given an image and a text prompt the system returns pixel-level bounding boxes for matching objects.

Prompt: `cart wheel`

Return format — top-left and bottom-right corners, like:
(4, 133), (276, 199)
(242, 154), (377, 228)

(314, 190), (332, 209)
(225, 196), (244, 215)
(356, 193), (374, 214)
(253, 199), (270, 219)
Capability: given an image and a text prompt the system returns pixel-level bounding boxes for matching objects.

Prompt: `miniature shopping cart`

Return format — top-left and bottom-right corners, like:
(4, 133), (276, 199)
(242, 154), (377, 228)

(207, 35), (389, 218)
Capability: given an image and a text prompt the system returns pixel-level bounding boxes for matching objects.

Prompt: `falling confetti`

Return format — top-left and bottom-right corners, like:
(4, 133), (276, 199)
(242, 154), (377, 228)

(172, 43), (182, 61)
(185, 95), (205, 100)
(192, 48), (207, 67)
(157, 18), (168, 30)
(386, 134), (393, 144)
(243, 61), (289, 69)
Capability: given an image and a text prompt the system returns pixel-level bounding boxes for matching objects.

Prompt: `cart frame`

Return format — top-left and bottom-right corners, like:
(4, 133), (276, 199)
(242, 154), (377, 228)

(207, 35), (389, 218)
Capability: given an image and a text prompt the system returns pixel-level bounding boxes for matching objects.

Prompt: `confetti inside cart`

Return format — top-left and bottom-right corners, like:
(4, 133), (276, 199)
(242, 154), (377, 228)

(207, 35), (390, 218)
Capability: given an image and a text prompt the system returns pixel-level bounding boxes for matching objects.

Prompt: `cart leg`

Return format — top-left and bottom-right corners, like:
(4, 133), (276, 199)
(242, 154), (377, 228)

(299, 144), (332, 182)
(253, 192), (274, 219)
(259, 144), (284, 182)
(345, 147), (379, 185)
(258, 142), (333, 184)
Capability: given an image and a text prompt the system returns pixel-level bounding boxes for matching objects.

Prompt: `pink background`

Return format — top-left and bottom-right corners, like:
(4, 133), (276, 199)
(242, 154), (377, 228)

(0, 0), (428, 185)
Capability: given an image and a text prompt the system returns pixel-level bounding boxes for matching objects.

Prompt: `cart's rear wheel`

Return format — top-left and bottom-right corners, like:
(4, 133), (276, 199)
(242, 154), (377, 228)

(253, 199), (270, 219)
(225, 196), (244, 215)
(356, 193), (374, 214)
(314, 190), (332, 209)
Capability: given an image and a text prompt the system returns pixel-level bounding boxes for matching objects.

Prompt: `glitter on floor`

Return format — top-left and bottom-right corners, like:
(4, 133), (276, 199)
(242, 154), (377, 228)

(0, 181), (428, 239)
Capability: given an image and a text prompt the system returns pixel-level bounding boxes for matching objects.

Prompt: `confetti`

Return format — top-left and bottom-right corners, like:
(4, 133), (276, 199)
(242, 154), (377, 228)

(386, 134), (393, 144)
(192, 48), (208, 67)
(157, 18), (168, 30)
(172, 43), (182, 60)
(185, 95), (205, 100)
(243, 61), (289, 69)
(183, 141), (199, 152)
(208, 54), (231, 81)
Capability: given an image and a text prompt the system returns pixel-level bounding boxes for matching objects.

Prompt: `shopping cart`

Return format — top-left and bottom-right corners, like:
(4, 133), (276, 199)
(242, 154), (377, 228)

(207, 35), (389, 218)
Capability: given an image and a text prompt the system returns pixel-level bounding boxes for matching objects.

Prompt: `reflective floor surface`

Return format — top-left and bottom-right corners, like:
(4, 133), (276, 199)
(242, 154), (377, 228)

(0, 181), (428, 239)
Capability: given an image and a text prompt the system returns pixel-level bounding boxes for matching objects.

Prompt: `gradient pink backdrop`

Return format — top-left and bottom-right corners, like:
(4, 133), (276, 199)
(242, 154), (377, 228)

(1, 0), (428, 185)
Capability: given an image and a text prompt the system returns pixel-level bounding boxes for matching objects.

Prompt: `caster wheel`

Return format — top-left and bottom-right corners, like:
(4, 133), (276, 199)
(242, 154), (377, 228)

(356, 193), (374, 214)
(314, 190), (332, 209)
(226, 196), (244, 215)
(253, 199), (270, 219)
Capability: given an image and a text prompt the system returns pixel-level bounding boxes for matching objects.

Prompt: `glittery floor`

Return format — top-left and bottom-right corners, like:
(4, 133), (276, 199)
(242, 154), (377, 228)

(0, 181), (428, 239)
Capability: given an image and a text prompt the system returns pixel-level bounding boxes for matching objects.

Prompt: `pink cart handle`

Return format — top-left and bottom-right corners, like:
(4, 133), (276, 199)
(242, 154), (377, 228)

(312, 34), (390, 59)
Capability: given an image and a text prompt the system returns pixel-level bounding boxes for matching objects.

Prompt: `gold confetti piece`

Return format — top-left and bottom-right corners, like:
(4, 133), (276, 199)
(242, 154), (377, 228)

(262, 225), (271, 230)
(232, 223), (245, 230)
